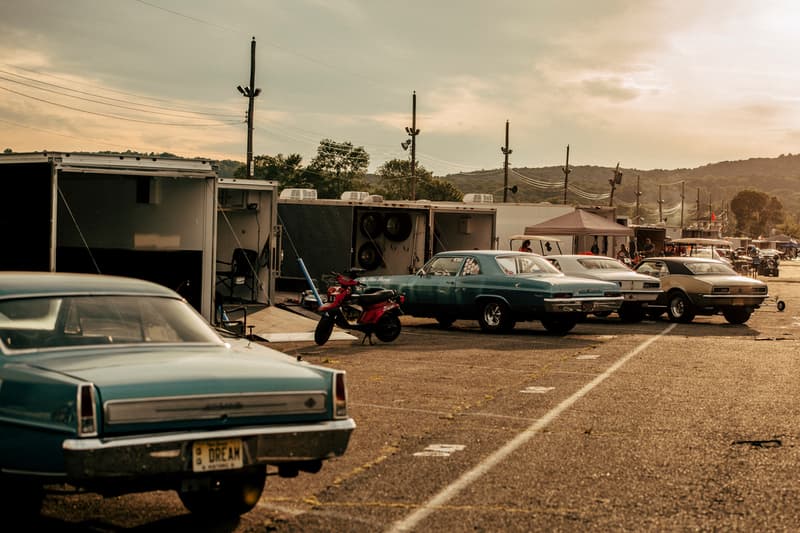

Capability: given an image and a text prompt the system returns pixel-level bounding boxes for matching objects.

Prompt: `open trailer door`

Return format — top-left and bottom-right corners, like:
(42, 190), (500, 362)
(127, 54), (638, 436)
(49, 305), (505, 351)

(214, 178), (279, 312)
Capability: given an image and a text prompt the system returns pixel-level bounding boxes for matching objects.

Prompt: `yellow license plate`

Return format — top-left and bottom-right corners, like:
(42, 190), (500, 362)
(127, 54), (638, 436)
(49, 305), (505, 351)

(192, 439), (243, 472)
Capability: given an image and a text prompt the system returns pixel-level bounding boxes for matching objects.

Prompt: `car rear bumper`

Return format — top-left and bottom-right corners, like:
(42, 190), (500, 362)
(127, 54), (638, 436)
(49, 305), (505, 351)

(62, 419), (356, 480)
(622, 291), (661, 302)
(696, 294), (767, 307)
(543, 296), (623, 313)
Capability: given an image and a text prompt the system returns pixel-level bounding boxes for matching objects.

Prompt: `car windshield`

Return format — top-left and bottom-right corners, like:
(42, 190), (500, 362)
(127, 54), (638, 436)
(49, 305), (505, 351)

(684, 261), (738, 275)
(576, 257), (630, 271)
(495, 254), (561, 275)
(0, 295), (223, 353)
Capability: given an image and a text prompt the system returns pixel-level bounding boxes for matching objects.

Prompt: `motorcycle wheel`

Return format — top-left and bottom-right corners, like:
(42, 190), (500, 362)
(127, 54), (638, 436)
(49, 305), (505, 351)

(314, 314), (335, 346)
(374, 313), (401, 342)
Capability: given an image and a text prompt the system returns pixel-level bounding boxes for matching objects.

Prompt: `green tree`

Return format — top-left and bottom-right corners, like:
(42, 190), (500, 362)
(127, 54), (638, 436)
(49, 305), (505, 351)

(306, 139), (369, 198)
(776, 216), (800, 238)
(730, 189), (785, 237)
(240, 153), (306, 188)
(3, 148), (11, 154)
(374, 159), (462, 201)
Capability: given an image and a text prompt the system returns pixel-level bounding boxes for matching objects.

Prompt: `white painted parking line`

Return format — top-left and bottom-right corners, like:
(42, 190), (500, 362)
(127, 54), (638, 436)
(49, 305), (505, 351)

(576, 354), (601, 360)
(520, 386), (555, 394)
(386, 323), (677, 533)
(413, 444), (466, 457)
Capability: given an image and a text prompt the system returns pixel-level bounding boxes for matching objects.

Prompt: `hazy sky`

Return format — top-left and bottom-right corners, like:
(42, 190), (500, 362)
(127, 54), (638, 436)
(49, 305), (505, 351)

(2, 0), (799, 176)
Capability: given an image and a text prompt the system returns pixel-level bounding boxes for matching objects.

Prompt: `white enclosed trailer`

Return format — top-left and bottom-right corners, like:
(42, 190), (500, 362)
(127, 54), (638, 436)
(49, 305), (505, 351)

(0, 152), (278, 322)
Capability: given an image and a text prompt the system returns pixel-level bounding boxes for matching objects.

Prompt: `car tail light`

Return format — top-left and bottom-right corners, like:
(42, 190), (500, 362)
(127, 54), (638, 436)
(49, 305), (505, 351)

(712, 287), (730, 294)
(552, 292), (573, 299)
(605, 291), (620, 297)
(399, 294), (405, 304)
(77, 383), (98, 437)
(333, 371), (348, 419)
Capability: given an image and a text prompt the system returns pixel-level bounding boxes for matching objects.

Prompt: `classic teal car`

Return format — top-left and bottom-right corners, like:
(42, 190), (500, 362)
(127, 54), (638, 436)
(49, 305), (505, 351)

(358, 250), (623, 334)
(0, 272), (355, 517)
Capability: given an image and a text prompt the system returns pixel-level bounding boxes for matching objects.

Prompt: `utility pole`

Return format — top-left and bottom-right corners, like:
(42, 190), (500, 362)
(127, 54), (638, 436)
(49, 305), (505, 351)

(658, 184), (663, 223)
(680, 180), (685, 229)
(695, 187), (701, 226)
(608, 162), (622, 207)
(501, 120), (512, 202)
(237, 37), (261, 178)
(708, 193), (713, 224)
(635, 174), (641, 223)
(402, 91), (420, 200)
(562, 145), (571, 205)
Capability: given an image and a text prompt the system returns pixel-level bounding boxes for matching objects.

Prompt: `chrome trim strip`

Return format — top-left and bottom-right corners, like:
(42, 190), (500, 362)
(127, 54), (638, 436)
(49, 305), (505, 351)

(104, 391), (328, 424)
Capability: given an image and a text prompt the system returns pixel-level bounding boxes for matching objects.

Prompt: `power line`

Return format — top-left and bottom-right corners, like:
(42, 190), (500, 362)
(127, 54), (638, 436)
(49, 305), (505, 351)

(131, 0), (392, 92)
(0, 68), (240, 118)
(0, 73), (241, 120)
(0, 117), (132, 149)
(0, 85), (242, 127)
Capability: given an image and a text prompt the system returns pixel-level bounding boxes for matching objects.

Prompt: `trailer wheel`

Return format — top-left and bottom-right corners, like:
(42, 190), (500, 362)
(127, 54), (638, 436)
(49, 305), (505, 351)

(384, 213), (413, 241)
(357, 242), (382, 270)
(360, 212), (384, 239)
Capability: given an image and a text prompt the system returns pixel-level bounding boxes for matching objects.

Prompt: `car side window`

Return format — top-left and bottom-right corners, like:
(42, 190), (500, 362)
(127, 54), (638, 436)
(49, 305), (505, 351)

(638, 261), (666, 277)
(495, 256), (516, 275)
(425, 256), (465, 276)
(461, 257), (481, 276)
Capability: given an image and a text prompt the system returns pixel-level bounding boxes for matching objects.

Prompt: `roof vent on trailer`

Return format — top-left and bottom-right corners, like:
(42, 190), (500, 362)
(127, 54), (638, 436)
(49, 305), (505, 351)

(367, 194), (384, 203)
(279, 188), (318, 200)
(340, 191), (370, 201)
(463, 193), (494, 204)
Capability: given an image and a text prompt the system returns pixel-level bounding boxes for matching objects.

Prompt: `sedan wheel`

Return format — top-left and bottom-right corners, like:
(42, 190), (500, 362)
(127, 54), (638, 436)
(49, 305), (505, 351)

(435, 315), (456, 328)
(178, 466), (267, 518)
(540, 315), (578, 335)
(646, 309), (664, 320)
(0, 481), (43, 516)
(667, 292), (695, 323)
(722, 307), (752, 324)
(618, 303), (645, 323)
(478, 300), (514, 332)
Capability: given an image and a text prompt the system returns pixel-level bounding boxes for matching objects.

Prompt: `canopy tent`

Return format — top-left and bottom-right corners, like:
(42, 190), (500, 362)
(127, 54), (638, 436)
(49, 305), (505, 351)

(767, 234), (795, 242)
(524, 209), (633, 237)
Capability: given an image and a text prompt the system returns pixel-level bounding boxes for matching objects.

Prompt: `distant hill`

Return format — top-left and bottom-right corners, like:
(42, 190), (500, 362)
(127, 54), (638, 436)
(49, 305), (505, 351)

(443, 154), (800, 224)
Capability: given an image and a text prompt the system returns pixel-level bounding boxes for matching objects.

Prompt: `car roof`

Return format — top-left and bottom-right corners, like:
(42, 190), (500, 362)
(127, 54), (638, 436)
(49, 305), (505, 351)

(642, 256), (722, 263)
(0, 272), (179, 299)
(436, 250), (535, 257)
(547, 254), (616, 259)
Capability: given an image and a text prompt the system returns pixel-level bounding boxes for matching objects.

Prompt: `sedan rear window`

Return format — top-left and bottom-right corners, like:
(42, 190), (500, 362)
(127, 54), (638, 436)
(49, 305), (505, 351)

(0, 296), (223, 352)
(496, 255), (562, 275)
(684, 261), (737, 275)
(576, 258), (630, 271)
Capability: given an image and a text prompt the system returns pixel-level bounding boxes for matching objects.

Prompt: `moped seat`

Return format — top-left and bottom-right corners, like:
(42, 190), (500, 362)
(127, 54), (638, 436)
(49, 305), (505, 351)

(351, 289), (396, 306)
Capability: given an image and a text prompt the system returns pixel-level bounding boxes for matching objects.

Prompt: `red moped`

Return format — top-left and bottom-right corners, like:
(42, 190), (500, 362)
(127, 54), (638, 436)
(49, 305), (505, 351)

(314, 269), (404, 346)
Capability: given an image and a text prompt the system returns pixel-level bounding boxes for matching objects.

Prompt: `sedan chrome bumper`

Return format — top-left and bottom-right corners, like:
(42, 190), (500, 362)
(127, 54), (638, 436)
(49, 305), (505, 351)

(63, 419), (356, 480)
(543, 296), (623, 313)
(696, 294), (768, 307)
(622, 290), (662, 302)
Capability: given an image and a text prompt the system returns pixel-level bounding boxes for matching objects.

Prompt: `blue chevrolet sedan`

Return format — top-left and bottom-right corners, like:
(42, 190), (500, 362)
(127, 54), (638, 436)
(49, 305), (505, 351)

(359, 250), (623, 334)
(0, 272), (355, 517)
